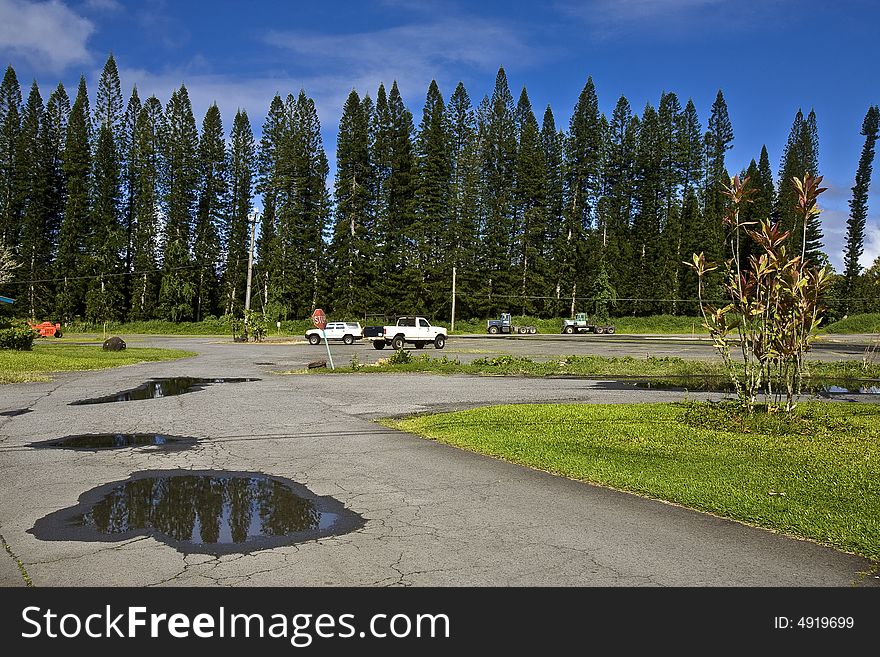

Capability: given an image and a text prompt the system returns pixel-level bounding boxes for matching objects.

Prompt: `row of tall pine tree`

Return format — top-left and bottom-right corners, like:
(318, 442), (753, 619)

(0, 55), (877, 324)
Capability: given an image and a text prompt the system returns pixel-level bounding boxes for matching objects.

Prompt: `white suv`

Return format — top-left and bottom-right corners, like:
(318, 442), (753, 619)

(305, 322), (363, 345)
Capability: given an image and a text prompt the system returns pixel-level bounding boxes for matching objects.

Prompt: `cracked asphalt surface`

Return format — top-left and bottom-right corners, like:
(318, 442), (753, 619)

(1, 334), (877, 587)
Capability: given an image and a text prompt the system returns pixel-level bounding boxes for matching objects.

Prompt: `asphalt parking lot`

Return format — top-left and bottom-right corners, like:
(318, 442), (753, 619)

(0, 333), (877, 587)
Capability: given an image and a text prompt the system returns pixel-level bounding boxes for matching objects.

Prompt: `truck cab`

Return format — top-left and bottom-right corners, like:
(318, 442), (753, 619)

(561, 313), (615, 335)
(487, 312), (537, 334)
(371, 316), (447, 350)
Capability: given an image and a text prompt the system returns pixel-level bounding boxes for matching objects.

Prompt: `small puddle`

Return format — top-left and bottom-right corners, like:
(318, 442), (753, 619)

(0, 408), (32, 417)
(69, 377), (260, 405)
(28, 433), (197, 451)
(29, 470), (364, 554)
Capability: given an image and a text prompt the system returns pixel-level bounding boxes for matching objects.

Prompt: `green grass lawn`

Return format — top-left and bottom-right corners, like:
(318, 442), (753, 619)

(0, 344), (196, 383)
(388, 402), (880, 561)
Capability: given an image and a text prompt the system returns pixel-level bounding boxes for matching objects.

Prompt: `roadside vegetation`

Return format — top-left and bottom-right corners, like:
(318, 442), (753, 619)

(54, 312), (877, 337)
(0, 344), (195, 383)
(824, 313), (880, 334)
(388, 402), (880, 560)
(294, 352), (880, 386)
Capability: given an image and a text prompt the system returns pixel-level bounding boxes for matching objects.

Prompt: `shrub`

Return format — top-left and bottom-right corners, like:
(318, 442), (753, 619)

(0, 320), (36, 350)
(388, 348), (412, 365)
(687, 174), (832, 412)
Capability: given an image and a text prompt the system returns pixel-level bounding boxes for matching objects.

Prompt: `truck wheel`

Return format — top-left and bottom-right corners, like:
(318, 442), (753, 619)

(391, 335), (405, 350)
(488, 325), (499, 334)
(415, 342), (425, 349)
(607, 327), (615, 334)
(595, 327), (605, 334)
(54, 330), (63, 338)
(529, 327), (536, 334)
(308, 334), (320, 345)
(434, 335), (446, 349)
(564, 326), (574, 334)
(373, 341), (385, 350)
(343, 334), (354, 345)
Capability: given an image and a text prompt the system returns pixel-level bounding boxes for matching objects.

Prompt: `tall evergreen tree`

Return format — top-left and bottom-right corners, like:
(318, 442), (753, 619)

(513, 87), (546, 315)
(597, 96), (637, 312)
(270, 92), (330, 318)
(329, 89), (373, 316)
(481, 67), (517, 314)
(754, 145), (776, 221)
(704, 90), (733, 247)
(541, 105), (564, 263)
(16, 81), (51, 318)
(632, 103), (664, 314)
(129, 96), (163, 320)
(255, 95), (284, 313)
(44, 83), (70, 283)
(56, 76), (91, 321)
(446, 81), (481, 320)
(558, 76), (602, 316)
(843, 106), (880, 309)
(777, 108), (822, 262)
(656, 91), (684, 311)
(225, 109), (255, 317)
(675, 99), (704, 314)
(86, 120), (124, 323)
(368, 84), (393, 308)
(414, 80), (451, 314)
(698, 90), (733, 302)
(0, 66), (22, 248)
(193, 103), (228, 321)
(94, 53), (123, 137)
(158, 85), (198, 321)
(120, 86), (141, 298)
(384, 82), (417, 313)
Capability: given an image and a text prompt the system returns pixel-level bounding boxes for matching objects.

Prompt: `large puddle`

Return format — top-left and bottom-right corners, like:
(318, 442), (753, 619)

(29, 470), (363, 554)
(69, 377), (260, 405)
(28, 433), (197, 451)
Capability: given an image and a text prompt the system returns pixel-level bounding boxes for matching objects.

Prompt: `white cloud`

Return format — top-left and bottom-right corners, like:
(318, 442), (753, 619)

(862, 222), (880, 269)
(264, 17), (539, 101)
(556, 0), (763, 39)
(585, 0), (723, 22)
(117, 66), (353, 134)
(83, 0), (121, 11)
(0, 0), (94, 72)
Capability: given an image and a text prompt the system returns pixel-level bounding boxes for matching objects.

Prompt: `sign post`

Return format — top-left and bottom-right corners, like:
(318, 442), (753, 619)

(311, 308), (334, 370)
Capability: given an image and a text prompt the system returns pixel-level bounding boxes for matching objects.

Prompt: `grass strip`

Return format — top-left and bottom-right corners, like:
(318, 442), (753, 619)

(388, 401), (880, 560)
(293, 352), (880, 384)
(0, 344), (196, 383)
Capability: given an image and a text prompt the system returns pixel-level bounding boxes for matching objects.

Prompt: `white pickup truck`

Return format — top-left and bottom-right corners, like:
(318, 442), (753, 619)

(368, 316), (447, 350)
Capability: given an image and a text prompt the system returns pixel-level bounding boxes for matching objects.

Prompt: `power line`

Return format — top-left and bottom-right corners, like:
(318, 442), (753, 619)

(4, 262), (209, 287)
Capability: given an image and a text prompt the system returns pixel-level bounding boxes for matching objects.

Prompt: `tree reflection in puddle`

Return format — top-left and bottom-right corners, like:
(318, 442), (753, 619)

(69, 377), (260, 405)
(30, 470), (364, 554)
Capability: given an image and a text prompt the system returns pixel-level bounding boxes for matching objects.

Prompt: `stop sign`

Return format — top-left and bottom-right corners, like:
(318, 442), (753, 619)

(311, 308), (327, 330)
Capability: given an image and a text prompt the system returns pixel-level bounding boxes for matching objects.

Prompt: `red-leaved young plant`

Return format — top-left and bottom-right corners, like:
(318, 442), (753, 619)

(687, 173), (833, 413)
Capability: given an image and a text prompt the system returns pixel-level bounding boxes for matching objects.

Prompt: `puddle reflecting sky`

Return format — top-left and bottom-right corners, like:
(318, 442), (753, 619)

(69, 377), (260, 405)
(28, 433), (195, 451)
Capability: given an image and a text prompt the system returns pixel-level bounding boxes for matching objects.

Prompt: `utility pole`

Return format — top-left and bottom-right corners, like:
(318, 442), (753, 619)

(451, 266), (457, 333)
(244, 209), (260, 314)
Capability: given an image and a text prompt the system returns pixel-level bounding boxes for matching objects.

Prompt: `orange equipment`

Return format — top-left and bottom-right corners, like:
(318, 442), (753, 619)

(28, 321), (63, 338)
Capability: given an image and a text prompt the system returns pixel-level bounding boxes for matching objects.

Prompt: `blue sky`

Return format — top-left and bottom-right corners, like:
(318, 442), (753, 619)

(2, 0), (879, 271)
